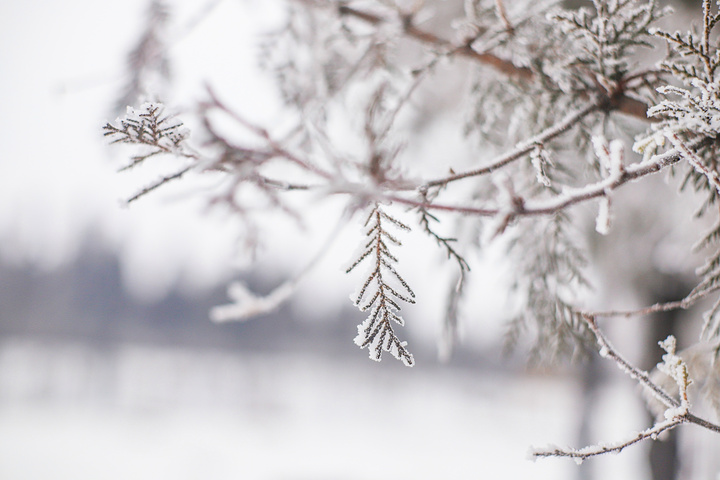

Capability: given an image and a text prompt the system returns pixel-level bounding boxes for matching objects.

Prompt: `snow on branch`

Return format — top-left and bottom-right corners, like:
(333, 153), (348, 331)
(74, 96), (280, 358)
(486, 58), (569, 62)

(210, 211), (349, 323)
(532, 416), (684, 464)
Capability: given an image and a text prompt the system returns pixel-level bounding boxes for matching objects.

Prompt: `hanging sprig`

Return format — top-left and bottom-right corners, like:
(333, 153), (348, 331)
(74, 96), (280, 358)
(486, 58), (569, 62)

(347, 203), (416, 366)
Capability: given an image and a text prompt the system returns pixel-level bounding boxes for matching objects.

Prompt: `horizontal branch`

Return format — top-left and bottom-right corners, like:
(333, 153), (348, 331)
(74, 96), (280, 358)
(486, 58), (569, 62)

(384, 140), (700, 218)
(584, 283), (720, 319)
(533, 416), (684, 462)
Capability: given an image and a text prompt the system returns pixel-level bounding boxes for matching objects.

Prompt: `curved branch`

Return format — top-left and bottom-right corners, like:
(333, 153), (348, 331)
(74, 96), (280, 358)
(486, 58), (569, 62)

(422, 100), (602, 189)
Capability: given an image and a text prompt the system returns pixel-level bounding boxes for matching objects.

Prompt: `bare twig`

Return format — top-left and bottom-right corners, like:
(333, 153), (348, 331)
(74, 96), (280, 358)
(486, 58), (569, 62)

(203, 85), (334, 181)
(126, 165), (193, 204)
(494, 0), (513, 33)
(584, 284), (720, 319)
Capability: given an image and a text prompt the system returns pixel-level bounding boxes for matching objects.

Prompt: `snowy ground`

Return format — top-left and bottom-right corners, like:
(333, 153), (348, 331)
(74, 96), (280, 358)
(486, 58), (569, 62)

(0, 337), (582, 480)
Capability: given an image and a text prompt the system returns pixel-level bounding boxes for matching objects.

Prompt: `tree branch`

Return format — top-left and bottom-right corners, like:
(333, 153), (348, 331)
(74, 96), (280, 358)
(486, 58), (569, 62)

(335, 3), (653, 120)
(533, 315), (720, 461)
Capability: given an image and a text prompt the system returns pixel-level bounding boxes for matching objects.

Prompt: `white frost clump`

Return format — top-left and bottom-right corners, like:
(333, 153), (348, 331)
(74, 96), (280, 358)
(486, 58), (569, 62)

(590, 136), (624, 235)
(657, 335), (692, 414)
(595, 196), (612, 235)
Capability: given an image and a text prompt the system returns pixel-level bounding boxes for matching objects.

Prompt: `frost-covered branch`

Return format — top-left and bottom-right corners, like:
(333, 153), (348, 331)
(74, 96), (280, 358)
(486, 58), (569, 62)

(394, 139), (705, 219)
(533, 317), (720, 461)
(211, 211), (349, 322)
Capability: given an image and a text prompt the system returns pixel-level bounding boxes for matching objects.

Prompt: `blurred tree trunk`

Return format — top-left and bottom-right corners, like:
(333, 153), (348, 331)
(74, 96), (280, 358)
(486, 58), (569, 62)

(643, 272), (688, 480)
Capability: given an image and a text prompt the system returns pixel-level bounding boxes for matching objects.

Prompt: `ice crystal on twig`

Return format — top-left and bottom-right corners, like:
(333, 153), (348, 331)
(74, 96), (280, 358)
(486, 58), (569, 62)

(347, 203), (415, 366)
(533, 324), (720, 462)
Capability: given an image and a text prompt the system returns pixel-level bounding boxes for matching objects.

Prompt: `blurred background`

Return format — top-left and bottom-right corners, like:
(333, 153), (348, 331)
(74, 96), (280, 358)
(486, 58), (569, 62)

(0, 1), (718, 479)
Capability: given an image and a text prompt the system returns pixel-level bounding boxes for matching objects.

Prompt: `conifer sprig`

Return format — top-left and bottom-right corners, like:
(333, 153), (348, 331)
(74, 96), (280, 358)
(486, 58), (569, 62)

(103, 103), (189, 157)
(347, 204), (416, 366)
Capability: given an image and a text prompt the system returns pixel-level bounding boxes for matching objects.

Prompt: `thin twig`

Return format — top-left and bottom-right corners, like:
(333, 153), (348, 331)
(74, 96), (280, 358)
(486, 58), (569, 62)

(585, 315), (679, 408)
(533, 417), (685, 461)
(494, 0), (513, 33)
(126, 165), (193, 204)
(584, 284), (720, 319)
